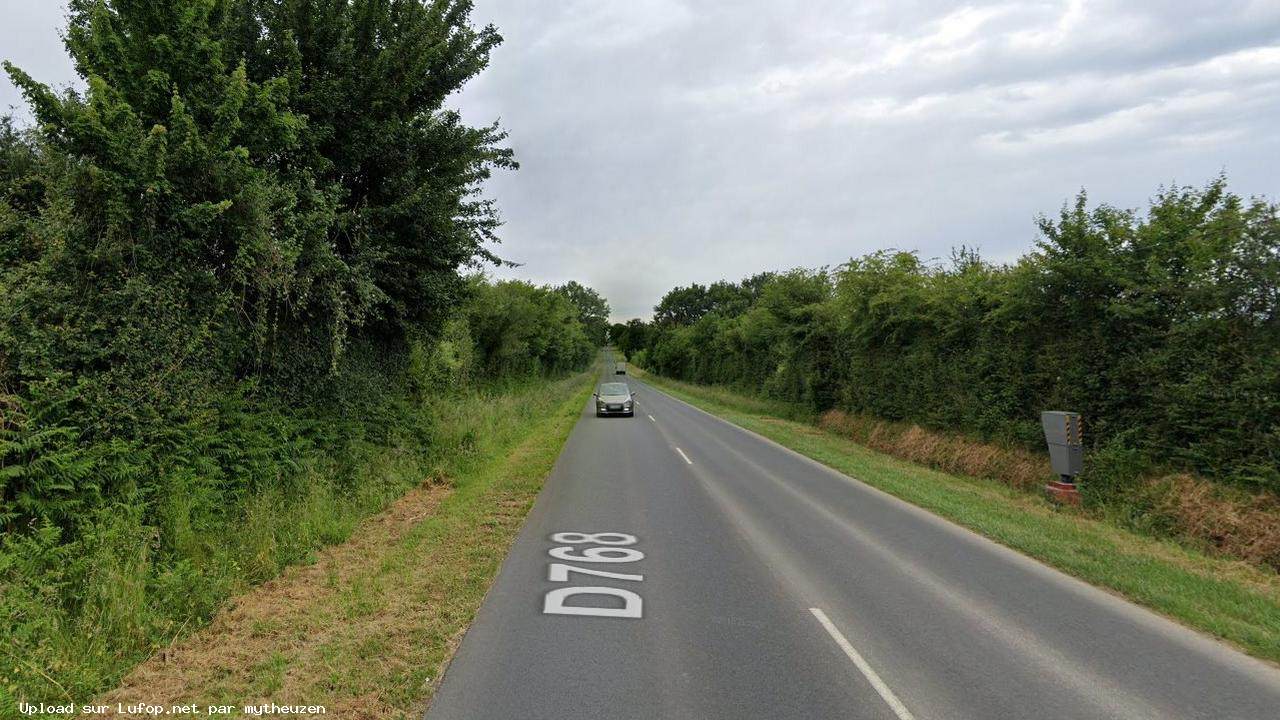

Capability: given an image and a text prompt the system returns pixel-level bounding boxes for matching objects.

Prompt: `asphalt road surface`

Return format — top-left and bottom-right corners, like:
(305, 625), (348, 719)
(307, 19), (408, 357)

(426, 358), (1280, 720)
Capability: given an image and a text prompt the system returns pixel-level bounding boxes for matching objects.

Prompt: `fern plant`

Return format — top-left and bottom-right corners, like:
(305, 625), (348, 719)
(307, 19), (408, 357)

(1, 386), (146, 532)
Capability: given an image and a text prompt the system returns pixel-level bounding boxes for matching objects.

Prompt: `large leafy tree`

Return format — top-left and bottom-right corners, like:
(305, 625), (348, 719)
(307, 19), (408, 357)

(467, 279), (594, 375)
(227, 0), (514, 345)
(653, 284), (710, 326)
(4, 1), (329, 420)
(555, 280), (610, 346)
(2, 0), (513, 403)
(609, 318), (651, 358)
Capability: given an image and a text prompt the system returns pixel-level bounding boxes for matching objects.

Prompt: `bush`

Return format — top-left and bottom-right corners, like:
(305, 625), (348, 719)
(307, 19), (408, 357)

(633, 179), (1280, 492)
(0, 1), (606, 704)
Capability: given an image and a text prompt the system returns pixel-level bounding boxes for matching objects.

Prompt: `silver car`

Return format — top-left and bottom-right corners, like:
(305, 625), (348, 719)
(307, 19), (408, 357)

(594, 382), (636, 417)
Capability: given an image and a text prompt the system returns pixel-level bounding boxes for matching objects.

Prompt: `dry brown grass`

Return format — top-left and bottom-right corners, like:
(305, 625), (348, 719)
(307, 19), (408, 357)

(818, 409), (1052, 490)
(816, 409), (1280, 574)
(88, 481), (453, 719)
(1141, 474), (1280, 571)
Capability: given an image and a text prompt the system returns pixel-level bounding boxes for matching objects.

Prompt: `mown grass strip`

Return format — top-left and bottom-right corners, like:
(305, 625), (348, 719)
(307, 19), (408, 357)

(88, 367), (597, 719)
(631, 368), (1280, 664)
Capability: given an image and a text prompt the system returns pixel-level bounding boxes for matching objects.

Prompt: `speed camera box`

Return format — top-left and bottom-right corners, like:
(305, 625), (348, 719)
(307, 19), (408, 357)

(1041, 411), (1083, 478)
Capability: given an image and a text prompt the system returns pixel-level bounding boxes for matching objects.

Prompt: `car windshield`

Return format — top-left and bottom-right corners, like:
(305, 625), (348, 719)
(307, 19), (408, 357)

(599, 383), (629, 395)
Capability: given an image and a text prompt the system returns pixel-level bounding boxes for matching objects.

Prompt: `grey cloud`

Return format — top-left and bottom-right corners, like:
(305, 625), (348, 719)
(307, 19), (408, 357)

(3, 1), (1277, 320)
(454, 0), (1279, 319)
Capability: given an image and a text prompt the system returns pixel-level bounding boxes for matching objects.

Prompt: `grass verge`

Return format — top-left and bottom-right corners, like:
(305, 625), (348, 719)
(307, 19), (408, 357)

(81, 367), (595, 719)
(630, 367), (1280, 664)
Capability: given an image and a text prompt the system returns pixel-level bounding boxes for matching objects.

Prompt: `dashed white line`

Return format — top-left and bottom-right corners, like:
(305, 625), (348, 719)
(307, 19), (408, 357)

(809, 608), (916, 720)
(674, 447), (693, 465)
(648, 414), (656, 422)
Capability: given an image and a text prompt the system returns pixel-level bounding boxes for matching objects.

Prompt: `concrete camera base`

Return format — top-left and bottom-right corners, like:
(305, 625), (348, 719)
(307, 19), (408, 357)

(1044, 480), (1081, 505)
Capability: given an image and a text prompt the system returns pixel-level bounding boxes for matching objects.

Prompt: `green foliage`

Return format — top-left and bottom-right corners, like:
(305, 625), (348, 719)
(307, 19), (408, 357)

(466, 278), (595, 377)
(634, 178), (1279, 492)
(609, 318), (651, 359)
(555, 280), (611, 346)
(0, 1), (607, 707)
(651, 274), (772, 327)
(1, 0), (514, 405)
(224, 0), (516, 346)
(0, 278), (598, 704)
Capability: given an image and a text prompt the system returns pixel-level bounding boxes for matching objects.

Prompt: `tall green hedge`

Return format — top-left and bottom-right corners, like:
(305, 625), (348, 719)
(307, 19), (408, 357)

(0, 3), (603, 705)
(637, 179), (1279, 491)
(0, 0), (570, 528)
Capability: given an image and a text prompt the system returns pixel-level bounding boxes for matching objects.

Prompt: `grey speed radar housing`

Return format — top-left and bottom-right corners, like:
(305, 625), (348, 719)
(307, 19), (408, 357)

(1041, 411), (1083, 482)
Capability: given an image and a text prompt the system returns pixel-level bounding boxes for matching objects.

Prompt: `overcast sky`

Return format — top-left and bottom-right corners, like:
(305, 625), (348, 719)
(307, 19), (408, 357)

(3, 1), (1278, 320)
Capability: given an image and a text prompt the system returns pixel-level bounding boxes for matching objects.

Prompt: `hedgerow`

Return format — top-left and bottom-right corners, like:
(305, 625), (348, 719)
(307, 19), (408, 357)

(0, 1), (601, 706)
(620, 179), (1279, 493)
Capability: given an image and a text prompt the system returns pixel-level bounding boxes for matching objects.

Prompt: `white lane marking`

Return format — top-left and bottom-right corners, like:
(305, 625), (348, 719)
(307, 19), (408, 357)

(648, 414), (656, 422)
(674, 447), (693, 465)
(809, 608), (916, 720)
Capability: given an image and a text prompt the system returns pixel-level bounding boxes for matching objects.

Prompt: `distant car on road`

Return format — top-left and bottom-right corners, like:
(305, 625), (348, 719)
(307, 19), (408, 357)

(595, 382), (635, 417)
(615, 362), (626, 374)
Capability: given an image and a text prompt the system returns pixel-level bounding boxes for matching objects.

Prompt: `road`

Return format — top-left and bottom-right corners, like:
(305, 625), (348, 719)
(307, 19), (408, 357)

(426, 359), (1280, 720)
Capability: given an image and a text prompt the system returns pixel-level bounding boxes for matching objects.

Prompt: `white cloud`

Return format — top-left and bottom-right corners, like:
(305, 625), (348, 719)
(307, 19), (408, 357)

(1008, 0), (1089, 50)
(671, 4), (1280, 161)
(678, 4), (1017, 113)
(530, 0), (695, 51)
